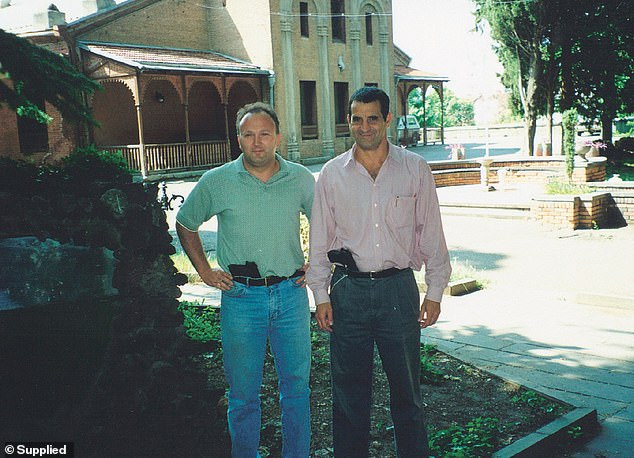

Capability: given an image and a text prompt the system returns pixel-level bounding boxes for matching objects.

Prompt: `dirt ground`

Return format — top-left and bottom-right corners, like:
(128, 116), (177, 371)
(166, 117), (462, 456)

(201, 319), (573, 458)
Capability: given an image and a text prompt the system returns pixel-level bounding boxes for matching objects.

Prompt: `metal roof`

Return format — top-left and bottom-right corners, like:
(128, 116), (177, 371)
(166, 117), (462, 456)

(394, 65), (449, 82)
(78, 41), (269, 75)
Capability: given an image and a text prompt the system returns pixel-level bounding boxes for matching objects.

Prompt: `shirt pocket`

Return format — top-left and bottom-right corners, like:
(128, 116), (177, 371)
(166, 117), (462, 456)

(386, 195), (416, 252)
(387, 195), (416, 228)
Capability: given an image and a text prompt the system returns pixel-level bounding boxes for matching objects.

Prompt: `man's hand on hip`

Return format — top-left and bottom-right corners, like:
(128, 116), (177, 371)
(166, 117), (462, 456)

(316, 302), (334, 332)
(201, 269), (234, 291)
(294, 263), (309, 287)
(419, 298), (441, 328)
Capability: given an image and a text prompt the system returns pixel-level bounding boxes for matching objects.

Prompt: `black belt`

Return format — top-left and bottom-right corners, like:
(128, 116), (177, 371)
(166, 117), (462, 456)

(233, 269), (304, 287)
(339, 267), (408, 279)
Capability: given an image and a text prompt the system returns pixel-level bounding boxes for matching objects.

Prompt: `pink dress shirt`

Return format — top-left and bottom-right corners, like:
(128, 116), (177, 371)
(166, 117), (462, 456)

(307, 143), (451, 305)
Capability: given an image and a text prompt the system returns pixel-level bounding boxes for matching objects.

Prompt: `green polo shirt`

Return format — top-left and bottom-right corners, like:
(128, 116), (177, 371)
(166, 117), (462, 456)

(176, 154), (315, 277)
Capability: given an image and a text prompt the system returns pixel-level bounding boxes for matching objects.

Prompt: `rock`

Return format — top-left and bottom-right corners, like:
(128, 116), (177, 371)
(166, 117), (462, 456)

(0, 236), (117, 307)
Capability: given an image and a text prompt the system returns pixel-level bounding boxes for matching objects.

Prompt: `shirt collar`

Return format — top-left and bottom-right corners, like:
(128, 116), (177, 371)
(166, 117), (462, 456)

(235, 153), (288, 182)
(344, 141), (404, 169)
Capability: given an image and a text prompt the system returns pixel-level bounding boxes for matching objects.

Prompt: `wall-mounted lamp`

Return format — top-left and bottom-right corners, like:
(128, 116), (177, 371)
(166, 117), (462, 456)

(337, 55), (345, 72)
(154, 91), (165, 103)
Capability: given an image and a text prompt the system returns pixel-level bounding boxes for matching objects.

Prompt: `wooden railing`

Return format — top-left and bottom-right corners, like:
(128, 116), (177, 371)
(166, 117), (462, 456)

(100, 140), (231, 175)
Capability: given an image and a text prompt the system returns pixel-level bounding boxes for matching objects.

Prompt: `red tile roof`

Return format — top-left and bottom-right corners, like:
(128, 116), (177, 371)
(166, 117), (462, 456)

(78, 41), (268, 75)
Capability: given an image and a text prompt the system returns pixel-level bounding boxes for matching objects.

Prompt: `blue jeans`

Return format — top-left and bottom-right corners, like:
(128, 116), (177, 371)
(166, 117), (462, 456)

(329, 267), (428, 458)
(221, 278), (311, 458)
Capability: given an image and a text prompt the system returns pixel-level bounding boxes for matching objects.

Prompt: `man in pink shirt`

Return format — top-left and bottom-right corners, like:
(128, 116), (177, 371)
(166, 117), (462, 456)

(307, 87), (451, 457)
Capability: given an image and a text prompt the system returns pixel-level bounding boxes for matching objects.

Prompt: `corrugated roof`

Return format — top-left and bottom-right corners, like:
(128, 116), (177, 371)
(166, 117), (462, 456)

(395, 65), (449, 82)
(78, 41), (269, 75)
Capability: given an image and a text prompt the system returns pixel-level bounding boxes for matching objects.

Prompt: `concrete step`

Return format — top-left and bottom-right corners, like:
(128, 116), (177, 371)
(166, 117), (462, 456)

(441, 204), (531, 220)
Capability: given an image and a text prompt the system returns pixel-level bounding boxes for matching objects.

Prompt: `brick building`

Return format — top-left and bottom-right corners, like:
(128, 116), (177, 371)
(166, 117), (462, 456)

(0, 0), (445, 177)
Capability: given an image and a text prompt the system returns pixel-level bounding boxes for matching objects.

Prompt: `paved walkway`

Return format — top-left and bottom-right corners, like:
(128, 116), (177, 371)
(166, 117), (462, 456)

(431, 184), (634, 457)
(170, 157), (634, 457)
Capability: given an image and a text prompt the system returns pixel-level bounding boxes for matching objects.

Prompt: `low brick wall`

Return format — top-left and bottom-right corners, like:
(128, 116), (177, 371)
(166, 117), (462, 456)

(587, 181), (634, 225)
(430, 156), (633, 229)
(433, 168), (481, 187)
(430, 156), (607, 186)
(531, 192), (613, 229)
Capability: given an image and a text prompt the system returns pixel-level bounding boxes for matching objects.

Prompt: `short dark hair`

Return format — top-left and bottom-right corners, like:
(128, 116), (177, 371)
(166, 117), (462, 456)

(348, 87), (390, 120)
(236, 102), (280, 134)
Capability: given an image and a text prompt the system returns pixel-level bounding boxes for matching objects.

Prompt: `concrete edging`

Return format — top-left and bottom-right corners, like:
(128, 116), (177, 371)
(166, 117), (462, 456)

(444, 278), (480, 296)
(493, 408), (598, 457)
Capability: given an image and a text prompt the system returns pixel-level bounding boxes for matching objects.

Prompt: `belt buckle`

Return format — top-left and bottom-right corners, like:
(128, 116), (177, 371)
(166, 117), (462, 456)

(264, 277), (270, 287)
(369, 271), (377, 279)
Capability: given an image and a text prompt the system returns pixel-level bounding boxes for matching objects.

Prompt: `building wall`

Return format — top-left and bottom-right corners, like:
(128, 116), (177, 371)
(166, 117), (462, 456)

(268, 0), (393, 160)
(76, 0), (211, 51)
(0, 107), (20, 158)
(205, 0), (274, 68)
(1, 0), (394, 165)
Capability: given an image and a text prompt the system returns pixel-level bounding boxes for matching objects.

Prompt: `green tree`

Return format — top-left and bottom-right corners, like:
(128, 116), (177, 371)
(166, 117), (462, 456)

(570, 1), (634, 143)
(0, 28), (100, 125)
(408, 87), (474, 128)
(474, 0), (548, 156)
(475, 0), (633, 151)
(562, 108), (577, 181)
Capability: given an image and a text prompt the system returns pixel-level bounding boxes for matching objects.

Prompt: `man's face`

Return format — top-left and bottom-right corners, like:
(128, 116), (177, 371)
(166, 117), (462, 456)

(348, 100), (392, 152)
(238, 112), (281, 169)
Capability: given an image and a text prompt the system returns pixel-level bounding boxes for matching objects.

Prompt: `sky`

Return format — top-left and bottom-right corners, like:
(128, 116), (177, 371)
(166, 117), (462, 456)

(392, 0), (505, 101)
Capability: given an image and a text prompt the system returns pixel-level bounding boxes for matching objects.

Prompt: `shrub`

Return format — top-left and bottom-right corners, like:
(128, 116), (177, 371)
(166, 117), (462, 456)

(562, 109), (578, 181)
(178, 301), (222, 345)
(62, 145), (132, 183)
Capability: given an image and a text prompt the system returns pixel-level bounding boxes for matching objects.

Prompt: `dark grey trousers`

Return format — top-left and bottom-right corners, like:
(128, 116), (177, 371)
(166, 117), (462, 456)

(329, 267), (429, 458)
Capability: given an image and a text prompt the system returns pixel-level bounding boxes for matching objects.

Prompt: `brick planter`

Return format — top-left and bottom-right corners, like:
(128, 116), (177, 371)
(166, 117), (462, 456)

(531, 192), (614, 229)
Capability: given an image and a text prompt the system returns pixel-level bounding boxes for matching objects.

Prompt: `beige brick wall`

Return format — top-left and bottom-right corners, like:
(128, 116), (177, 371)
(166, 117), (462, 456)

(77, 0), (211, 51)
(270, 0), (390, 159)
(206, 0), (274, 66)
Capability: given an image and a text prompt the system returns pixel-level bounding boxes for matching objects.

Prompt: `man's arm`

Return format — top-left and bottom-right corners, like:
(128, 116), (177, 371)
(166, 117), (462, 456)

(176, 222), (233, 290)
(306, 169), (336, 331)
(416, 163), (452, 325)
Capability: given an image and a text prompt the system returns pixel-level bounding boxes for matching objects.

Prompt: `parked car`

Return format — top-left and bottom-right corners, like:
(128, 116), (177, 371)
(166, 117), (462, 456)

(396, 115), (421, 147)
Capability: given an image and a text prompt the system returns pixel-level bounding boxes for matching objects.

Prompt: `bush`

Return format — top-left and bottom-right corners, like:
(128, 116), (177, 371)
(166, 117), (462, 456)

(562, 109), (578, 181)
(62, 145), (132, 183)
(615, 136), (634, 154)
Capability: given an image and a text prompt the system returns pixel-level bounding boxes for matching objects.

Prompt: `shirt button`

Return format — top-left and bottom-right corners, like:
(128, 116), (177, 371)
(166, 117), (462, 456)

(376, 243), (380, 247)
(375, 223), (379, 228)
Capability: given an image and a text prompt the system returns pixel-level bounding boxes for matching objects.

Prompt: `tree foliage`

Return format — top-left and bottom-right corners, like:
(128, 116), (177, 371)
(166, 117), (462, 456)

(409, 87), (474, 128)
(474, 0), (547, 155)
(569, 1), (634, 142)
(0, 28), (101, 125)
(474, 0), (634, 150)
(562, 108), (578, 180)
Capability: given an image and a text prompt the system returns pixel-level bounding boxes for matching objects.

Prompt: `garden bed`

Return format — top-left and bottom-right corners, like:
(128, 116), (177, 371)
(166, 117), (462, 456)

(190, 309), (585, 457)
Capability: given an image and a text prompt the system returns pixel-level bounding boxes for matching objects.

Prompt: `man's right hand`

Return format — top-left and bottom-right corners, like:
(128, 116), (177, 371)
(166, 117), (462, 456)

(316, 302), (334, 332)
(200, 269), (234, 291)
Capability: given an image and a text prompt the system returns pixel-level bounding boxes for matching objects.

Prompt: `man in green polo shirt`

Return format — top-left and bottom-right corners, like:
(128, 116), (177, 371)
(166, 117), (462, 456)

(176, 102), (315, 457)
